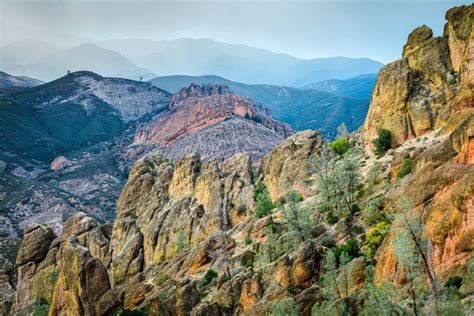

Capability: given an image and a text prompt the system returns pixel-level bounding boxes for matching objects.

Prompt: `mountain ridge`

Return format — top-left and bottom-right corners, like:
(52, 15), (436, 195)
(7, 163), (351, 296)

(3, 37), (382, 86)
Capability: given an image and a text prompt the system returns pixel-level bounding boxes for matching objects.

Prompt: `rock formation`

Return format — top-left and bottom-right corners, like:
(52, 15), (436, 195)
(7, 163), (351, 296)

(363, 3), (474, 290)
(134, 84), (293, 161)
(364, 4), (473, 148)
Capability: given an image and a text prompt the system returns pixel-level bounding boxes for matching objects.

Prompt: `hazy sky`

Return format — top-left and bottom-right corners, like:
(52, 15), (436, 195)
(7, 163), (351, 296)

(1, 0), (471, 63)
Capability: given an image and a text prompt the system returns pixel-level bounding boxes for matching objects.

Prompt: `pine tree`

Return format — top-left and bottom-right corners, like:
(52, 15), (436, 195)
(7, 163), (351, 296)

(309, 147), (362, 218)
(255, 226), (283, 270)
(272, 297), (300, 316)
(337, 122), (349, 140)
(392, 199), (440, 315)
(360, 266), (404, 315)
(280, 191), (313, 246)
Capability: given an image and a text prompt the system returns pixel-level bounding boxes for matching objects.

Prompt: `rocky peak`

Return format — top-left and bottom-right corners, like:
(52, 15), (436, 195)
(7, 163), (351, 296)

(134, 90), (294, 161)
(171, 83), (230, 104)
(402, 25), (433, 56)
(364, 3), (472, 149)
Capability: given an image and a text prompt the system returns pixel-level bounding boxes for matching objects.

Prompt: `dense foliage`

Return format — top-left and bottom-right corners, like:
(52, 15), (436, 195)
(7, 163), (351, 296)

(396, 158), (414, 179)
(372, 128), (392, 156)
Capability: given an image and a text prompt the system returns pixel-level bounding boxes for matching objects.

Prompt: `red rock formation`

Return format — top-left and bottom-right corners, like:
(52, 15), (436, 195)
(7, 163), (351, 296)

(134, 84), (293, 161)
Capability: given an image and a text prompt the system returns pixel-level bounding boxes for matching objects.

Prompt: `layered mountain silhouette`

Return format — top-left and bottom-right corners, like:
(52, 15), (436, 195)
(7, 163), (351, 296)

(1, 41), (155, 81)
(96, 38), (383, 86)
(2, 38), (382, 85)
(0, 71), (43, 88)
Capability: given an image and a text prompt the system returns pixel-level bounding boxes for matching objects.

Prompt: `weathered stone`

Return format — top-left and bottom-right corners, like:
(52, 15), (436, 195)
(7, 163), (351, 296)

(169, 153), (201, 199)
(260, 130), (323, 201)
(239, 275), (262, 312)
(16, 224), (55, 266)
(50, 237), (118, 315)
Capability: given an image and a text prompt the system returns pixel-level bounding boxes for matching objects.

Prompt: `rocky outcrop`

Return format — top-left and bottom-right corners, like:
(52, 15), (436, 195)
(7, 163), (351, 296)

(50, 237), (118, 316)
(12, 213), (115, 315)
(10, 127), (322, 315)
(0, 255), (15, 315)
(364, 4), (473, 149)
(134, 84), (293, 161)
(260, 130), (323, 201)
(171, 83), (230, 103)
(50, 156), (70, 172)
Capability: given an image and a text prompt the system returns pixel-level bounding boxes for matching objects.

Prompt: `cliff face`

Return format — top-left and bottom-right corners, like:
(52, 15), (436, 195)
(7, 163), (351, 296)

(365, 4), (474, 285)
(364, 4), (473, 149)
(134, 84), (294, 161)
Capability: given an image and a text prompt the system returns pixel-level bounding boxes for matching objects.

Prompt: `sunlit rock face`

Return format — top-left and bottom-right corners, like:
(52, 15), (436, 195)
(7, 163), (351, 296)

(364, 4), (473, 150)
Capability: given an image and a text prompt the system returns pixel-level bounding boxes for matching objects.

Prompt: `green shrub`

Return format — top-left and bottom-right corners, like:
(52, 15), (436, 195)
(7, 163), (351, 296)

(221, 274), (232, 284)
(445, 275), (462, 289)
(31, 302), (50, 316)
(253, 180), (267, 201)
(120, 306), (150, 316)
(201, 269), (218, 286)
(350, 203), (361, 215)
(327, 212), (339, 224)
(364, 222), (391, 257)
(294, 192), (304, 202)
(255, 188), (275, 218)
(271, 297), (300, 316)
(372, 128), (392, 156)
(275, 197), (286, 208)
(287, 285), (296, 294)
(333, 239), (361, 264)
(245, 236), (253, 245)
(396, 158), (414, 179)
(330, 138), (350, 155)
(155, 274), (171, 286)
(363, 198), (384, 226)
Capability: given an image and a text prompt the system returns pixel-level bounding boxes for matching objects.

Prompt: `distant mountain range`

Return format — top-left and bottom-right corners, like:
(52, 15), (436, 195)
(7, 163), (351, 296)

(1, 41), (155, 81)
(1, 38), (382, 86)
(0, 71), (44, 88)
(150, 74), (377, 136)
(302, 73), (378, 100)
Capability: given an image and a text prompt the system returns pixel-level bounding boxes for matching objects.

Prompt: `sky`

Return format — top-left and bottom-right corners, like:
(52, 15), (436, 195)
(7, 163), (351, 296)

(0, 0), (471, 63)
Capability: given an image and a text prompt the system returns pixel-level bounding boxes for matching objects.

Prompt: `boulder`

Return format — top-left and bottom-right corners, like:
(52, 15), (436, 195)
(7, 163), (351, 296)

(260, 130), (323, 201)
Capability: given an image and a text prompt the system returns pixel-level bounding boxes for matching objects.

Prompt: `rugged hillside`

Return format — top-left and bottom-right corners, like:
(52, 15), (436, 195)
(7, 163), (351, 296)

(363, 3), (474, 286)
(0, 71), (169, 161)
(134, 83), (294, 161)
(150, 75), (370, 136)
(0, 71), (43, 88)
(0, 72), (170, 267)
(96, 38), (383, 87)
(4, 4), (473, 316)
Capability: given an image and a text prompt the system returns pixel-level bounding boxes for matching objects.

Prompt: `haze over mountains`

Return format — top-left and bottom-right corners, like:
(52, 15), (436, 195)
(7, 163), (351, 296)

(1, 38), (382, 86)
